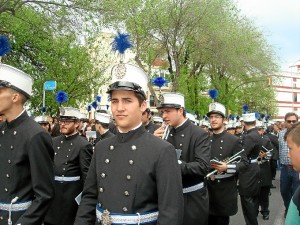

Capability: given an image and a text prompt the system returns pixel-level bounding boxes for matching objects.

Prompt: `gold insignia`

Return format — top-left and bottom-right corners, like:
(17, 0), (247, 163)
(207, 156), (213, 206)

(210, 103), (216, 110)
(59, 106), (65, 116)
(101, 209), (112, 225)
(115, 63), (126, 79)
(158, 94), (164, 105)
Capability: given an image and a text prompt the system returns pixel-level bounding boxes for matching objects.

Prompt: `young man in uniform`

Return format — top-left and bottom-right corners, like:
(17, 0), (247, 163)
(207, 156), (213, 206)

(44, 107), (93, 225)
(154, 92), (210, 225)
(75, 64), (183, 225)
(238, 112), (262, 225)
(0, 63), (55, 224)
(94, 112), (115, 143)
(142, 107), (160, 134)
(206, 102), (248, 225)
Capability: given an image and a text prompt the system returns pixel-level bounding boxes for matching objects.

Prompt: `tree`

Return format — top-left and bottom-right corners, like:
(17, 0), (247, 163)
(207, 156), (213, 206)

(98, 0), (279, 117)
(0, 6), (106, 116)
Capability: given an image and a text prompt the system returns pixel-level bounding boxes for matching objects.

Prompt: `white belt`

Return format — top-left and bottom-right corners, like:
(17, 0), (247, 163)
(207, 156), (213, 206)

(0, 200), (32, 211)
(96, 205), (158, 225)
(214, 174), (234, 179)
(55, 176), (80, 182)
(183, 182), (204, 194)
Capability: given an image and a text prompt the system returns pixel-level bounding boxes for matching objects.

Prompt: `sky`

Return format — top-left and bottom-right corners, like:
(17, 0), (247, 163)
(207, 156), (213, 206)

(236, 0), (300, 71)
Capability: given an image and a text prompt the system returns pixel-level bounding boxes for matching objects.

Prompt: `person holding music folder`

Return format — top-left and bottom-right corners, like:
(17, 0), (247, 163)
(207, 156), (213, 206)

(154, 92), (210, 225)
(0, 62), (55, 224)
(44, 107), (93, 225)
(238, 111), (262, 225)
(206, 102), (248, 225)
(75, 63), (183, 225)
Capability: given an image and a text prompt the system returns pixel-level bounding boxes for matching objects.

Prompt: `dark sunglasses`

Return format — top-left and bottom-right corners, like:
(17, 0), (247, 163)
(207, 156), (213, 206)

(286, 120), (297, 124)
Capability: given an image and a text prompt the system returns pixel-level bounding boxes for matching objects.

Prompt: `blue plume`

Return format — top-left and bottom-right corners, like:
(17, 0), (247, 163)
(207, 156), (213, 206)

(41, 106), (47, 113)
(194, 111), (198, 115)
(242, 105), (249, 112)
(260, 113), (265, 119)
(208, 89), (218, 99)
(202, 115), (206, 119)
(87, 105), (92, 112)
(152, 76), (168, 88)
(92, 101), (98, 109)
(255, 112), (259, 119)
(55, 90), (68, 104)
(96, 95), (101, 102)
(0, 36), (11, 57)
(106, 105), (109, 110)
(186, 110), (190, 113)
(229, 114), (234, 120)
(236, 116), (240, 121)
(111, 32), (133, 54)
(151, 111), (154, 116)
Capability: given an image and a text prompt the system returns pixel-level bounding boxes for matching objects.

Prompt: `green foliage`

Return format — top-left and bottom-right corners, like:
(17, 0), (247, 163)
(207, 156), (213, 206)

(0, 6), (105, 116)
(98, 0), (279, 117)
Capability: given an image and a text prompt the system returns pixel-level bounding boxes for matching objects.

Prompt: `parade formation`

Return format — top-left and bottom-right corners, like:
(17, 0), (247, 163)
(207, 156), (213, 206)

(0, 32), (300, 225)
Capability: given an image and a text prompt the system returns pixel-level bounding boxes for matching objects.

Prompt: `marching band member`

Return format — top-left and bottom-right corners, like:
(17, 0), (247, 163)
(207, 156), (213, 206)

(154, 92), (210, 225)
(44, 107), (93, 225)
(207, 102), (248, 225)
(0, 62), (55, 224)
(238, 111), (262, 225)
(94, 112), (115, 143)
(75, 63), (183, 225)
(34, 115), (51, 133)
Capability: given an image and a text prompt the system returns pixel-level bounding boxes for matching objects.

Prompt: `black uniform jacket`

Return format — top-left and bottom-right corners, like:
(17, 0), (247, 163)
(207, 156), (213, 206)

(44, 133), (93, 225)
(238, 128), (262, 196)
(95, 130), (115, 144)
(74, 125), (184, 225)
(266, 133), (279, 160)
(259, 135), (273, 187)
(144, 121), (160, 134)
(208, 130), (248, 216)
(0, 111), (55, 225)
(166, 119), (210, 225)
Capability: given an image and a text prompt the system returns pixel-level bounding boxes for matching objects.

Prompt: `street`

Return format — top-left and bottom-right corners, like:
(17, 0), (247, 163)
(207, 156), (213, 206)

(230, 171), (285, 225)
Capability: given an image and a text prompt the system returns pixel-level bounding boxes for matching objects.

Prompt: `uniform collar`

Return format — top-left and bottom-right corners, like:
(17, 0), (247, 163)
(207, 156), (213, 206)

(172, 118), (190, 133)
(64, 132), (79, 140)
(117, 124), (145, 143)
(6, 110), (28, 129)
(212, 129), (226, 138)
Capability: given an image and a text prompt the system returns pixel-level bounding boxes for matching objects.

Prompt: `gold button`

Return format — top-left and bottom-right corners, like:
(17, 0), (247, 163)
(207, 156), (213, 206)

(4, 188), (8, 192)
(109, 145), (114, 150)
(63, 168), (66, 171)
(181, 134), (184, 137)
(8, 160), (11, 164)
(105, 159), (110, 164)
(101, 173), (106, 178)
(13, 131), (17, 135)
(6, 174), (9, 178)
(122, 207), (128, 212)
(10, 146), (14, 150)
(124, 191), (129, 196)
(131, 145), (137, 150)
(126, 175), (131, 180)
(65, 162), (68, 165)
(129, 160), (134, 165)
(99, 187), (104, 192)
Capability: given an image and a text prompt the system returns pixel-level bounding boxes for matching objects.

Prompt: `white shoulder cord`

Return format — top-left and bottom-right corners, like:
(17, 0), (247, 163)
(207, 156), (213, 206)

(8, 197), (19, 225)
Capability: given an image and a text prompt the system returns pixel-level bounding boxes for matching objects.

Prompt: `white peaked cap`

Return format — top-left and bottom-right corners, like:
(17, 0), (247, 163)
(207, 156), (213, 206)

(109, 63), (148, 97)
(186, 112), (196, 123)
(157, 92), (185, 109)
(60, 107), (81, 119)
(34, 115), (49, 124)
(0, 64), (33, 98)
(95, 112), (111, 124)
(242, 112), (256, 122)
(235, 121), (242, 128)
(153, 116), (163, 123)
(207, 102), (226, 117)
(79, 113), (88, 120)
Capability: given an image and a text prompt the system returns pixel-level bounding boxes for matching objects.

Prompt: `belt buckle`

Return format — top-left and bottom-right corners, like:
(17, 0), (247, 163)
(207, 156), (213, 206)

(101, 209), (112, 225)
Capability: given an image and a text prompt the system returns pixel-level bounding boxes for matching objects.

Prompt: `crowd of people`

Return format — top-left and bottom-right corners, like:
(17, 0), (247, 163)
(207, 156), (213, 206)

(1, 56), (300, 225)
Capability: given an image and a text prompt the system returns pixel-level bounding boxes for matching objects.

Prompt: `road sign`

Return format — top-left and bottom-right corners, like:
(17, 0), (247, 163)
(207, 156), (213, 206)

(44, 81), (57, 91)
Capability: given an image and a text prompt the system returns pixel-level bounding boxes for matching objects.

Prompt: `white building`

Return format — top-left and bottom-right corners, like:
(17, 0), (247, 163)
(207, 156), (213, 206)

(271, 61), (300, 120)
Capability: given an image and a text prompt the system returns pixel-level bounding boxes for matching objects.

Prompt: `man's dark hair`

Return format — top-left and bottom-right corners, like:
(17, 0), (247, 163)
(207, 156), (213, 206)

(284, 112), (298, 121)
(284, 122), (300, 147)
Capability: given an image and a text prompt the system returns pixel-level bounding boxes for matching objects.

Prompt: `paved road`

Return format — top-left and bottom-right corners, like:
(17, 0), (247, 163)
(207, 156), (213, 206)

(230, 171), (286, 225)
